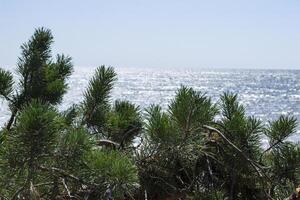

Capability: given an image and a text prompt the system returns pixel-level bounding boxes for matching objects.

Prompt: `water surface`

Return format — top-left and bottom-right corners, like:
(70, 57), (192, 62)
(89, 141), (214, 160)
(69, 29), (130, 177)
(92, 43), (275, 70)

(1, 67), (299, 142)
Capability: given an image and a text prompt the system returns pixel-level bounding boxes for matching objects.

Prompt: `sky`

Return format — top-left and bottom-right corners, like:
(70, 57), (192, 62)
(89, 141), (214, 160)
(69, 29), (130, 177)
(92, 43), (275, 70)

(1, 0), (300, 69)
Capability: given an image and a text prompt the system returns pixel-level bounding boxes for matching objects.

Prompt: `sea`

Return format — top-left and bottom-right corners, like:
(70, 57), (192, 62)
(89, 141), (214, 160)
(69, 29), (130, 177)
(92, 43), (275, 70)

(1, 67), (300, 143)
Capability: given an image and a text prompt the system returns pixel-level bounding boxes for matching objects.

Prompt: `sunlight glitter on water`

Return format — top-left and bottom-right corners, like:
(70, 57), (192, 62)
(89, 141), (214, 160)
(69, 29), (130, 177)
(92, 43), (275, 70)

(1, 67), (300, 142)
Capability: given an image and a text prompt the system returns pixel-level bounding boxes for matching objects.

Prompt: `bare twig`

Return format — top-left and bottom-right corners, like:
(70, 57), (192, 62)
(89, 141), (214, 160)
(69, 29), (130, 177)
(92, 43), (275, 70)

(62, 178), (72, 198)
(96, 139), (119, 148)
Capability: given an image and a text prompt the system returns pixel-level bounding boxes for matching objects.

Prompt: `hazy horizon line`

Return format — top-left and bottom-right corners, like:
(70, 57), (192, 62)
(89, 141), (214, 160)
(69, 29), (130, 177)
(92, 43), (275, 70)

(2, 65), (300, 71)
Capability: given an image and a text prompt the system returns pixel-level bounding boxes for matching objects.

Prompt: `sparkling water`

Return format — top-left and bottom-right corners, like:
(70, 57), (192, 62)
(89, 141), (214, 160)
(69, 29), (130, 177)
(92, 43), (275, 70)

(1, 67), (300, 142)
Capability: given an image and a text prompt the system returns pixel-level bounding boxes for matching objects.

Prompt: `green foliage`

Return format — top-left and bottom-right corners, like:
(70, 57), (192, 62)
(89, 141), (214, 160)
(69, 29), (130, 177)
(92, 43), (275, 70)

(62, 104), (79, 126)
(189, 190), (224, 200)
(262, 115), (300, 199)
(169, 86), (218, 135)
(0, 68), (14, 99)
(83, 150), (139, 197)
(58, 127), (93, 168)
(272, 180), (296, 200)
(220, 92), (245, 120)
(265, 115), (297, 146)
(145, 104), (176, 143)
(17, 27), (57, 104)
(8, 101), (61, 168)
(0, 100), (63, 198)
(107, 100), (142, 145)
(82, 65), (117, 131)
(219, 93), (263, 151)
(244, 116), (263, 158)
(270, 142), (300, 185)
(81, 66), (142, 149)
(216, 92), (264, 199)
(1, 27), (73, 132)
(0, 28), (142, 200)
(139, 86), (218, 199)
(40, 54), (73, 104)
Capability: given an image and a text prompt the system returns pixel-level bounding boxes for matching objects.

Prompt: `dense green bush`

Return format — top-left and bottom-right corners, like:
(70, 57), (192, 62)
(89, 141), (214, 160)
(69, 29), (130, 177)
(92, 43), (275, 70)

(0, 28), (299, 199)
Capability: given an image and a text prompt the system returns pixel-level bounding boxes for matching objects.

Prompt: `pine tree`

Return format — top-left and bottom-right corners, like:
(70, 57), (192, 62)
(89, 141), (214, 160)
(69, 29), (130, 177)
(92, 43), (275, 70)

(216, 92), (264, 199)
(138, 86), (218, 199)
(0, 27), (73, 131)
(3, 101), (62, 198)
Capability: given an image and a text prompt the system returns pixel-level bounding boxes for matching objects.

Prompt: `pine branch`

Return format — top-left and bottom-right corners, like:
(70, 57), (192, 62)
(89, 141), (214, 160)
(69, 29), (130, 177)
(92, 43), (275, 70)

(0, 68), (14, 100)
(82, 66), (117, 129)
(203, 125), (273, 184)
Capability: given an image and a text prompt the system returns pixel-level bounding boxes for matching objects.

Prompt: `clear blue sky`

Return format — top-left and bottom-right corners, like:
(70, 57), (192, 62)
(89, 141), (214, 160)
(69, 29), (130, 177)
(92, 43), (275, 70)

(1, 0), (300, 69)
